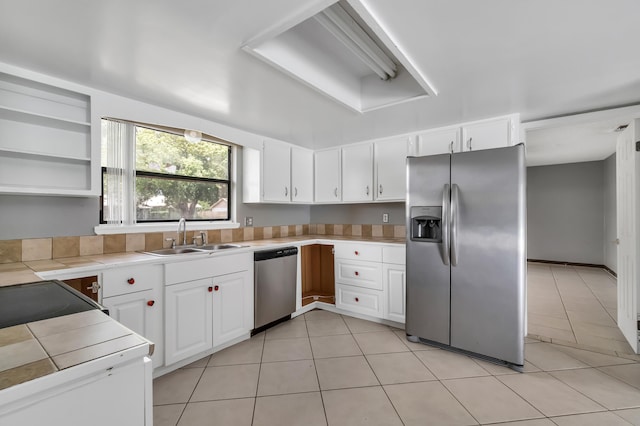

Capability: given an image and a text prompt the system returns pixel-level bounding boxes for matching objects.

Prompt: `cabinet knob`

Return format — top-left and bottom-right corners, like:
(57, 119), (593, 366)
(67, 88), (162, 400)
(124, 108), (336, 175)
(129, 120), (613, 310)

(208, 286), (213, 292)
(147, 300), (155, 307)
(366, 185), (370, 196)
(214, 285), (219, 291)
(355, 297), (359, 302)
(354, 251), (359, 256)
(127, 278), (135, 285)
(379, 184), (383, 195)
(355, 271), (359, 276)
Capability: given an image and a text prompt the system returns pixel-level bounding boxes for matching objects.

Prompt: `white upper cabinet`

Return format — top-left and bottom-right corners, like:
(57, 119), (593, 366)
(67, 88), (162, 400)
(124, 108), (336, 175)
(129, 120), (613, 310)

(374, 136), (411, 201)
(243, 139), (313, 203)
(461, 116), (515, 152)
(416, 127), (461, 156)
(262, 139), (291, 202)
(342, 144), (373, 202)
(315, 148), (341, 202)
(0, 71), (94, 196)
(291, 146), (313, 203)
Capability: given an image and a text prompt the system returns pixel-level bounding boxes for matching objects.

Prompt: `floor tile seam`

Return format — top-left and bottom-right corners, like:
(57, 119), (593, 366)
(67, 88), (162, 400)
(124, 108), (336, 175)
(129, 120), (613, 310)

(307, 320), (329, 426)
(527, 320), (574, 333)
(594, 366), (640, 391)
(189, 395), (257, 404)
(545, 409), (634, 424)
(570, 265), (619, 324)
(252, 328), (269, 426)
(609, 408), (640, 425)
(493, 372), (608, 417)
(544, 369), (618, 411)
(549, 268), (579, 347)
(180, 364), (209, 425)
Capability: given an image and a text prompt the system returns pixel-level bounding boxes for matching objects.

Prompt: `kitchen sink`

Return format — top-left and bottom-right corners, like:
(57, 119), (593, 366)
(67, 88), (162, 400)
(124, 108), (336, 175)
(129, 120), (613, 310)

(199, 244), (246, 251)
(143, 247), (207, 256)
(143, 244), (246, 256)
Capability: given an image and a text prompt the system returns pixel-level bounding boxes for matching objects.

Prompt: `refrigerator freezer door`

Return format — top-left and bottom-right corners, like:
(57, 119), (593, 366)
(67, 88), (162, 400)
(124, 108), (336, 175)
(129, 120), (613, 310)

(406, 154), (452, 345)
(449, 144), (526, 365)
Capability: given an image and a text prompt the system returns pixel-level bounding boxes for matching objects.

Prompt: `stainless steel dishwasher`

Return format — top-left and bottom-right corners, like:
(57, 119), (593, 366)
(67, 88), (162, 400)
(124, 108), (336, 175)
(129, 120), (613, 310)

(254, 246), (298, 332)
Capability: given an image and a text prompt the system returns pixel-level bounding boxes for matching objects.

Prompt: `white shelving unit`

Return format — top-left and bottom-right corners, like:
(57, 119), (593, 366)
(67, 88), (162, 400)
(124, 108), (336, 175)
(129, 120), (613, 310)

(0, 72), (92, 195)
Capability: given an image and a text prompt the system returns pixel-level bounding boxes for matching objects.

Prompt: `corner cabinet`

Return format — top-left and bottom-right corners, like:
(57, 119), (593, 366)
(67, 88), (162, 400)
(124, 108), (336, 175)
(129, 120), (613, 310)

(0, 71), (95, 196)
(374, 136), (412, 201)
(342, 144), (373, 202)
(243, 139), (313, 203)
(314, 148), (341, 202)
(164, 253), (254, 366)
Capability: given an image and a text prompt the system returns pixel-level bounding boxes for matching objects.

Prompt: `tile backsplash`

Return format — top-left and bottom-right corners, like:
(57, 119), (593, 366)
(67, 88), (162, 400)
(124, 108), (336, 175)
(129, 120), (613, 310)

(0, 224), (406, 263)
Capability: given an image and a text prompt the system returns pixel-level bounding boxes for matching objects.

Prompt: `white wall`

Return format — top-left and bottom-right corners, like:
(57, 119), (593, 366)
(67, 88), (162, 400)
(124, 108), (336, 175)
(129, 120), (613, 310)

(527, 161), (605, 265)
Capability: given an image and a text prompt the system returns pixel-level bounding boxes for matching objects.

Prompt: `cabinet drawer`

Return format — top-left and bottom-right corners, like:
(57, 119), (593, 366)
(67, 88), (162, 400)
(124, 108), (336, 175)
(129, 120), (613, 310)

(102, 264), (162, 298)
(334, 243), (382, 262)
(382, 246), (406, 265)
(336, 284), (383, 318)
(165, 252), (253, 285)
(335, 259), (382, 290)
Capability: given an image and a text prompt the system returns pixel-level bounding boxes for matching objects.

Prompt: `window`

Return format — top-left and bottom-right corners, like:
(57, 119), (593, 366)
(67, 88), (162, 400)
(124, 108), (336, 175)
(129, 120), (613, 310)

(101, 119), (232, 225)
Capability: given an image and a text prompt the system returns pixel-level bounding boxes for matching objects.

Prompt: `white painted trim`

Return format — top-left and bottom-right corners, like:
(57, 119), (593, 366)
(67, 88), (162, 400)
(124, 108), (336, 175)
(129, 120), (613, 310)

(94, 221), (240, 235)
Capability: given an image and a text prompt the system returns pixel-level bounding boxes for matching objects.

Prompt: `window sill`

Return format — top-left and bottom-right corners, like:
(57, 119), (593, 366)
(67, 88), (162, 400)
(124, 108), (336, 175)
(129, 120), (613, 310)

(94, 221), (240, 235)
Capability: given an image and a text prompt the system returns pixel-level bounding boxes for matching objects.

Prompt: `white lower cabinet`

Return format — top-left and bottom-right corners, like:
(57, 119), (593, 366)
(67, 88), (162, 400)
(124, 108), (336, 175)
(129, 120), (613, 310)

(383, 264), (406, 323)
(335, 243), (406, 323)
(382, 246), (406, 323)
(164, 253), (254, 366)
(164, 278), (214, 365)
(102, 264), (164, 369)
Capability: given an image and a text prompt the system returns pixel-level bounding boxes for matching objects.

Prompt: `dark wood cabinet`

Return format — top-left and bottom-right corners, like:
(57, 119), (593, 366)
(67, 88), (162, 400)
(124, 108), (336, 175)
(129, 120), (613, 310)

(301, 244), (335, 306)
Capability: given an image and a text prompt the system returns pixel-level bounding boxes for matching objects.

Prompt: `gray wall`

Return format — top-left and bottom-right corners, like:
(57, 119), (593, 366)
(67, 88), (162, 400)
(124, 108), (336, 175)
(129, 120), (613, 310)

(310, 203), (405, 225)
(527, 161), (604, 264)
(0, 195), (100, 239)
(603, 153), (617, 272)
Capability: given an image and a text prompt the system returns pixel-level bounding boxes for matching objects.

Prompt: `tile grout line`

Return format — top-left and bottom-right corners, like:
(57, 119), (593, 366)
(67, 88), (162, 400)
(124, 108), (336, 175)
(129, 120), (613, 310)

(304, 311), (330, 426)
(549, 266), (579, 346)
(574, 267), (619, 327)
(250, 331), (267, 426)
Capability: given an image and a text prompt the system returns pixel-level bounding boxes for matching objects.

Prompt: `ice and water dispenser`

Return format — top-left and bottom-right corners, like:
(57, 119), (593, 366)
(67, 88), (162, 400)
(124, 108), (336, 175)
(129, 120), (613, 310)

(410, 206), (442, 242)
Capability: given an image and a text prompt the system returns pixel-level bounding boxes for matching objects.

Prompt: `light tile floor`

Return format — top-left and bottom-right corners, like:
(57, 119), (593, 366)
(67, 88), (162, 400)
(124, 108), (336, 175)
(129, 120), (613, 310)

(527, 263), (634, 355)
(154, 310), (640, 426)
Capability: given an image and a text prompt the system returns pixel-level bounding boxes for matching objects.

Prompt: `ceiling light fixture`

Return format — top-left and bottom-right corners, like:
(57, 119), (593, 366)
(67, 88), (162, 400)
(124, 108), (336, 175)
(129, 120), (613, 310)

(314, 3), (397, 81)
(184, 129), (202, 143)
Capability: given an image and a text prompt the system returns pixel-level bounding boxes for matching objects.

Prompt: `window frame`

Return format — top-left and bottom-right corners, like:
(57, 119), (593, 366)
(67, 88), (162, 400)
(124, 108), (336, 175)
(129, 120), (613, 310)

(99, 120), (233, 226)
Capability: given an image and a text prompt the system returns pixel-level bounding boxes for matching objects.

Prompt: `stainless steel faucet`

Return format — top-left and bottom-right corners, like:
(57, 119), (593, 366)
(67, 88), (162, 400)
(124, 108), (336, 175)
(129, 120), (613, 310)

(177, 217), (187, 246)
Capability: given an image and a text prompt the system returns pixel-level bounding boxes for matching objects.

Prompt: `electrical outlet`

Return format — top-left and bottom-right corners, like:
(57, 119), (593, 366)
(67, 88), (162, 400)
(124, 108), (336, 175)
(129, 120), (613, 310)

(382, 213), (389, 223)
(245, 217), (253, 227)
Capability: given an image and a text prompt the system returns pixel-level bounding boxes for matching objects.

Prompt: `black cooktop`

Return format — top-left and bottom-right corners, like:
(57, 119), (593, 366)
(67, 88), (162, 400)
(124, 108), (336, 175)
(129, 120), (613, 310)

(0, 280), (107, 329)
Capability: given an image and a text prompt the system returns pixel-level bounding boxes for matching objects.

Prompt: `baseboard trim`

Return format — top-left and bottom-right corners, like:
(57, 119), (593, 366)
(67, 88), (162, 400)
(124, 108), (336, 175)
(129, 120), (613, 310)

(527, 259), (617, 278)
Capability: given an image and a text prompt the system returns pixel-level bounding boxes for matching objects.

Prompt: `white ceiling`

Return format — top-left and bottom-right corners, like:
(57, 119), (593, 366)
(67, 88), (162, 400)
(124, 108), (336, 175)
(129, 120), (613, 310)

(1, 0), (639, 164)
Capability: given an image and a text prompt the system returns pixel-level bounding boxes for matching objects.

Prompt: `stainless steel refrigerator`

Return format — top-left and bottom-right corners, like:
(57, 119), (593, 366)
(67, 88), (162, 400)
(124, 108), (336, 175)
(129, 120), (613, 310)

(406, 144), (526, 367)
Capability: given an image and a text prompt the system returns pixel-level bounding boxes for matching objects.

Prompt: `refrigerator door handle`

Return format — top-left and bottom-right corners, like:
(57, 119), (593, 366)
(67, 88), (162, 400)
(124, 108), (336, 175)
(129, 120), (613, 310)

(451, 183), (459, 266)
(442, 183), (450, 265)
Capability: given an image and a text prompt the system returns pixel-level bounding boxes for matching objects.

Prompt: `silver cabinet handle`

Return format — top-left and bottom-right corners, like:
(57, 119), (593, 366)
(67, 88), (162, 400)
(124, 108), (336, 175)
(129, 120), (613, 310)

(366, 185), (369, 196)
(450, 141), (454, 153)
(467, 137), (472, 151)
(334, 187), (338, 197)
(379, 184), (383, 195)
(294, 187), (298, 197)
(451, 183), (460, 266)
(442, 184), (450, 266)
(285, 186), (288, 197)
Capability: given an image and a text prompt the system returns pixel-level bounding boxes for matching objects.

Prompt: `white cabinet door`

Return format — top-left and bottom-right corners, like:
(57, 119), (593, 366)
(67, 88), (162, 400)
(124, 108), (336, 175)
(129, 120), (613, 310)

(461, 118), (512, 152)
(212, 270), (253, 347)
(342, 144), (373, 202)
(416, 127), (461, 156)
(291, 146), (313, 203)
(383, 264), (406, 323)
(103, 289), (164, 369)
(315, 148), (341, 202)
(375, 137), (410, 201)
(165, 278), (213, 365)
(262, 140), (291, 201)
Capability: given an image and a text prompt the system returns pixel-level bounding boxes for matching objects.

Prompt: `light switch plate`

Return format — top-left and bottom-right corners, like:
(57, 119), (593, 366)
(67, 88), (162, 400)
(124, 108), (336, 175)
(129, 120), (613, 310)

(382, 213), (389, 223)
